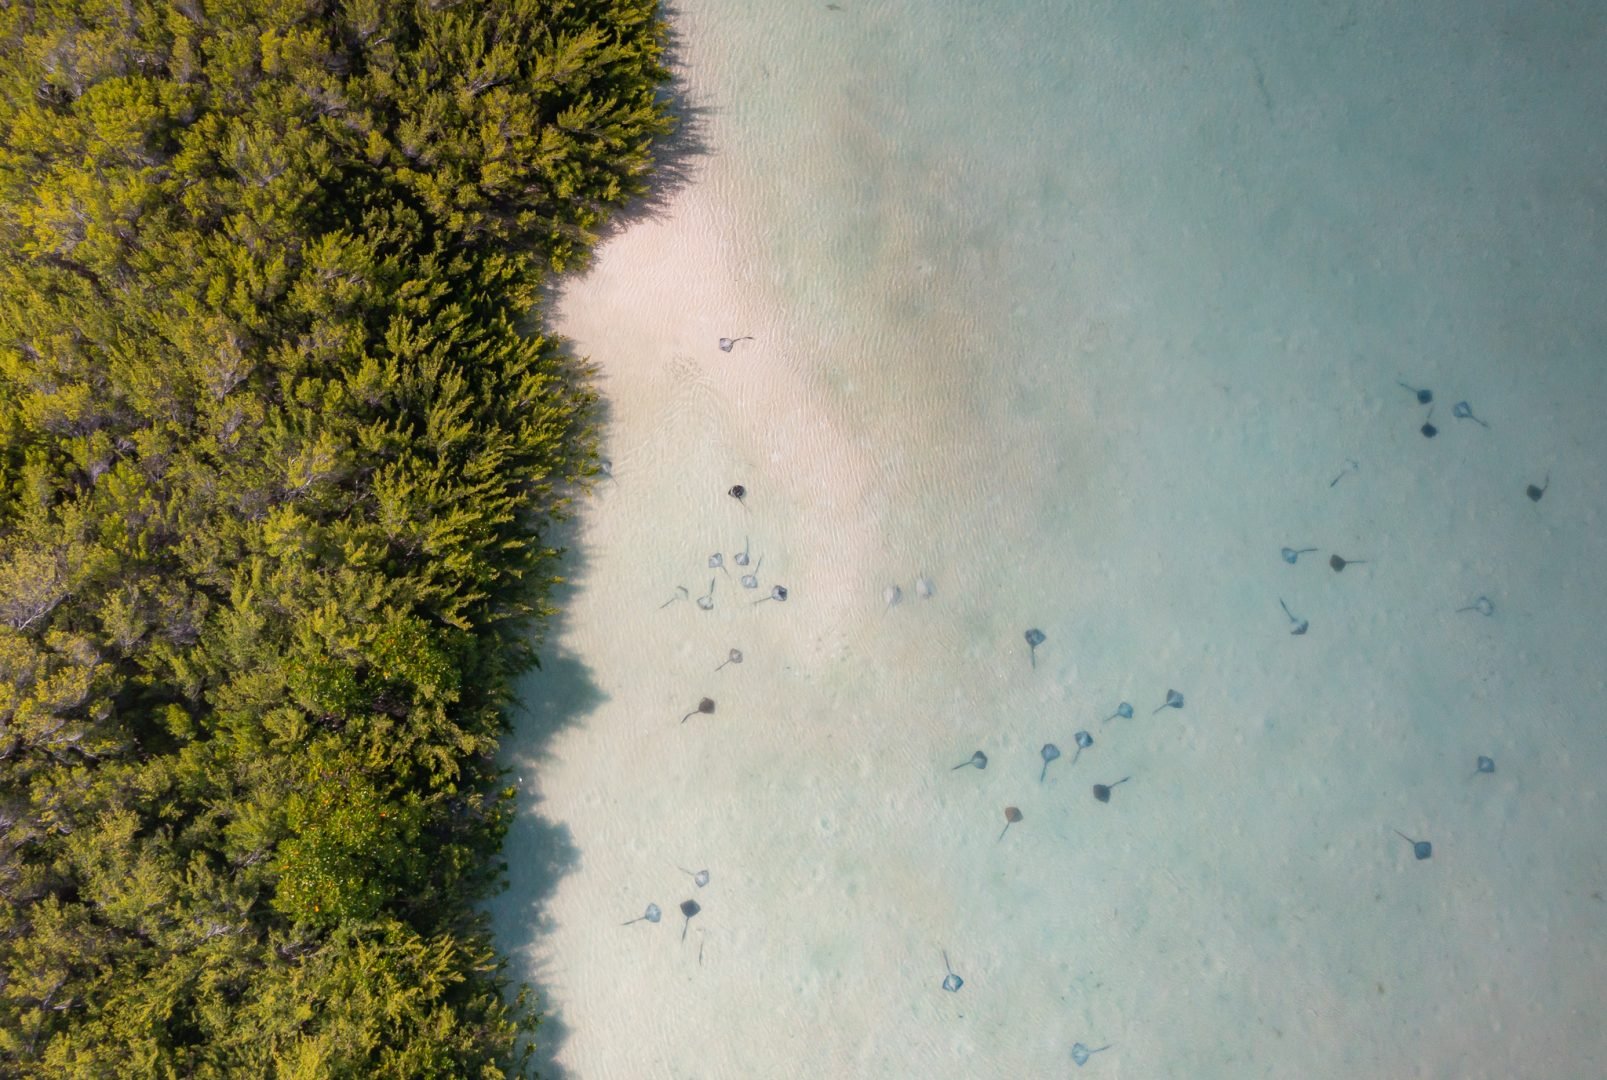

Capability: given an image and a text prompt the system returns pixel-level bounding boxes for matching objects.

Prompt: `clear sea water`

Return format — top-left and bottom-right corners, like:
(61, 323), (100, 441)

(489, 1), (1607, 1076)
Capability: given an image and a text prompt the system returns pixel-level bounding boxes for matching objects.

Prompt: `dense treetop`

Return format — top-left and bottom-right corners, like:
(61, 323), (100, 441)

(0, 0), (671, 1074)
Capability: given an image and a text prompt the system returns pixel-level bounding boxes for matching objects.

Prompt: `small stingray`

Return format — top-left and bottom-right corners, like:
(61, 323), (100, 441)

(1024, 628), (1046, 668)
(680, 697), (715, 724)
(1093, 777), (1131, 803)
(679, 899), (701, 941)
(1329, 458), (1359, 487)
(728, 484), (747, 503)
(1472, 755), (1495, 778)
(658, 585), (689, 609)
(1398, 381), (1433, 405)
(622, 902), (661, 926)
(709, 552), (728, 575)
(718, 335), (754, 352)
(1457, 595), (1494, 616)
(1103, 702), (1133, 724)
(998, 806), (1023, 841)
(1527, 474), (1549, 502)
(734, 536), (751, 566)
(1452, 400), (1488, 427)
(1152, 689), (1183, 715)
(1281, 546), (1317, 565)
(1071, 730), (1093, 765)
(1329, 553), (1367, 572)
(952, 750), (988, 771)
(941, 950), (964, 992)
(753, 584), (788, 604)
(740, 555), (763, 589)
(1039, 743), (1060, 782)
(1071, 1042), (1112, 1067)
(883, 584), (902, 611)
(1394, 830), (1432, 860)
(715, 648), (743, 671)
(678, 866), (710, 888)
(915, 574), (935, 599)
(1421, 406), (1438, 438)
(696, 577), (716, 610)
(1280, 598), (1309, 635)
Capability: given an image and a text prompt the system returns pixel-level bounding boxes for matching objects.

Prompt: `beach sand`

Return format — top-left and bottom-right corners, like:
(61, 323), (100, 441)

(488, 2), (1607, 1076)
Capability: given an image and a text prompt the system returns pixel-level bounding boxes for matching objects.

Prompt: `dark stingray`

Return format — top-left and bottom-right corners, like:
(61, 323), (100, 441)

(1024, 628), (1046, 668)
(679, 899), (701, 940)
(716, 648), (743, 671)
(1103, 702), (1133, 724)
(1457, 596), (1494, 616)
(1527, 474), (1549, 502)
(681, 697), (715, 724)
(1394, 830), (1432, 860)
(1152, 689), (1183, 715)
(941, 950), (964, 992)
(998, 805), (1023, 842)
(952, 750), (988, 771)
(1093, 777), (1130, 803)
(622, 902), (661, 926)
(1328, 554), (1367, 572)
(1421, 405), (1437, 438)
(729, 484), (747, 503)
(1398, 381), (1433, 405)
(1471, 755), (1495, 778)
(1039, 743), (1060, 782)
(753, 584), (788, 604)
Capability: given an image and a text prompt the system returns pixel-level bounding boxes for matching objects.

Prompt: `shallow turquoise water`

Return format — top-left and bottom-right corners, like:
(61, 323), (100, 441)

(492, 2), (1607, 1075)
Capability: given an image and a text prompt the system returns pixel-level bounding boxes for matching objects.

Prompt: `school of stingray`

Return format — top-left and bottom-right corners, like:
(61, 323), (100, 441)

(602, 365), (1539, 1069)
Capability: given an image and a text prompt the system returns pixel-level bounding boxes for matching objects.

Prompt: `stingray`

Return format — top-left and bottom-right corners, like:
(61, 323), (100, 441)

(952, 750), (988, 770)
(1152, 689), (1183, 714)
(1394, 830), (1432, 860)
(1280, 546), (1317, 564)
(1024, 628), (1046, 668)
(1070, 730), (1093, 765)
(1471, 755), (1495, 778)
(1093, 777), (1130, 803)
(1328, 553), (1367, 572)
(718, 335), (754, 352)
(728, 484), (747, 503)
(1279, 598), (1309, 635)
(596, 458), (615, 483)
(622, 902), (661, 926)
(696, 578), (716, 611)
(1039, 743), (1061, 782)
(679, 899), (701, 940)
(941, 950), (964, 992)
(658, 585), (689, 609)
(753, 584), (788, 604)
(915, 574), (935, 599)
(715, 648), (743, 671)
(740, 555), (763, 589)
(678, 866), (710, 888)
(1397, 381), (1433, 405)
(1527, 474), (1549, 502)
(1420, 406), (1438, 438)
(1071, 1042), (1111, 1067)
(1103, 702), (1133, 724)
(998, 805), (1023, 842)
(734, 536), (751, 567)
(1452, 400), (1488, 427)
(709, 552), (729, 575)
(681, 697), (715, 724)
(1457, 595), (1493, 616)
(883, 584), (902, 612)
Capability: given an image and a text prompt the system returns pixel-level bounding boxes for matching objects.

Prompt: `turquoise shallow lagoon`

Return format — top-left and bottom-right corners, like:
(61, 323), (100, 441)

(489, 2), (1607, 1076)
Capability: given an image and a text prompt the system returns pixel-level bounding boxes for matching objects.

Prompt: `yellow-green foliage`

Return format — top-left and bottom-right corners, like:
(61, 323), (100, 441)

(0, 0), (670, 1073)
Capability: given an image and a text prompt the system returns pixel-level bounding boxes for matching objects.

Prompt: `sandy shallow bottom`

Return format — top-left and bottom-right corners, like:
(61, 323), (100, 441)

(487, 2), (1607, 1077)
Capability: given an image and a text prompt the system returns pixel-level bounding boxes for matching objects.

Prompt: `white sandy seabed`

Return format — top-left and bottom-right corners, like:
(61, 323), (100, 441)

(486, 2), (1607, 1077)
